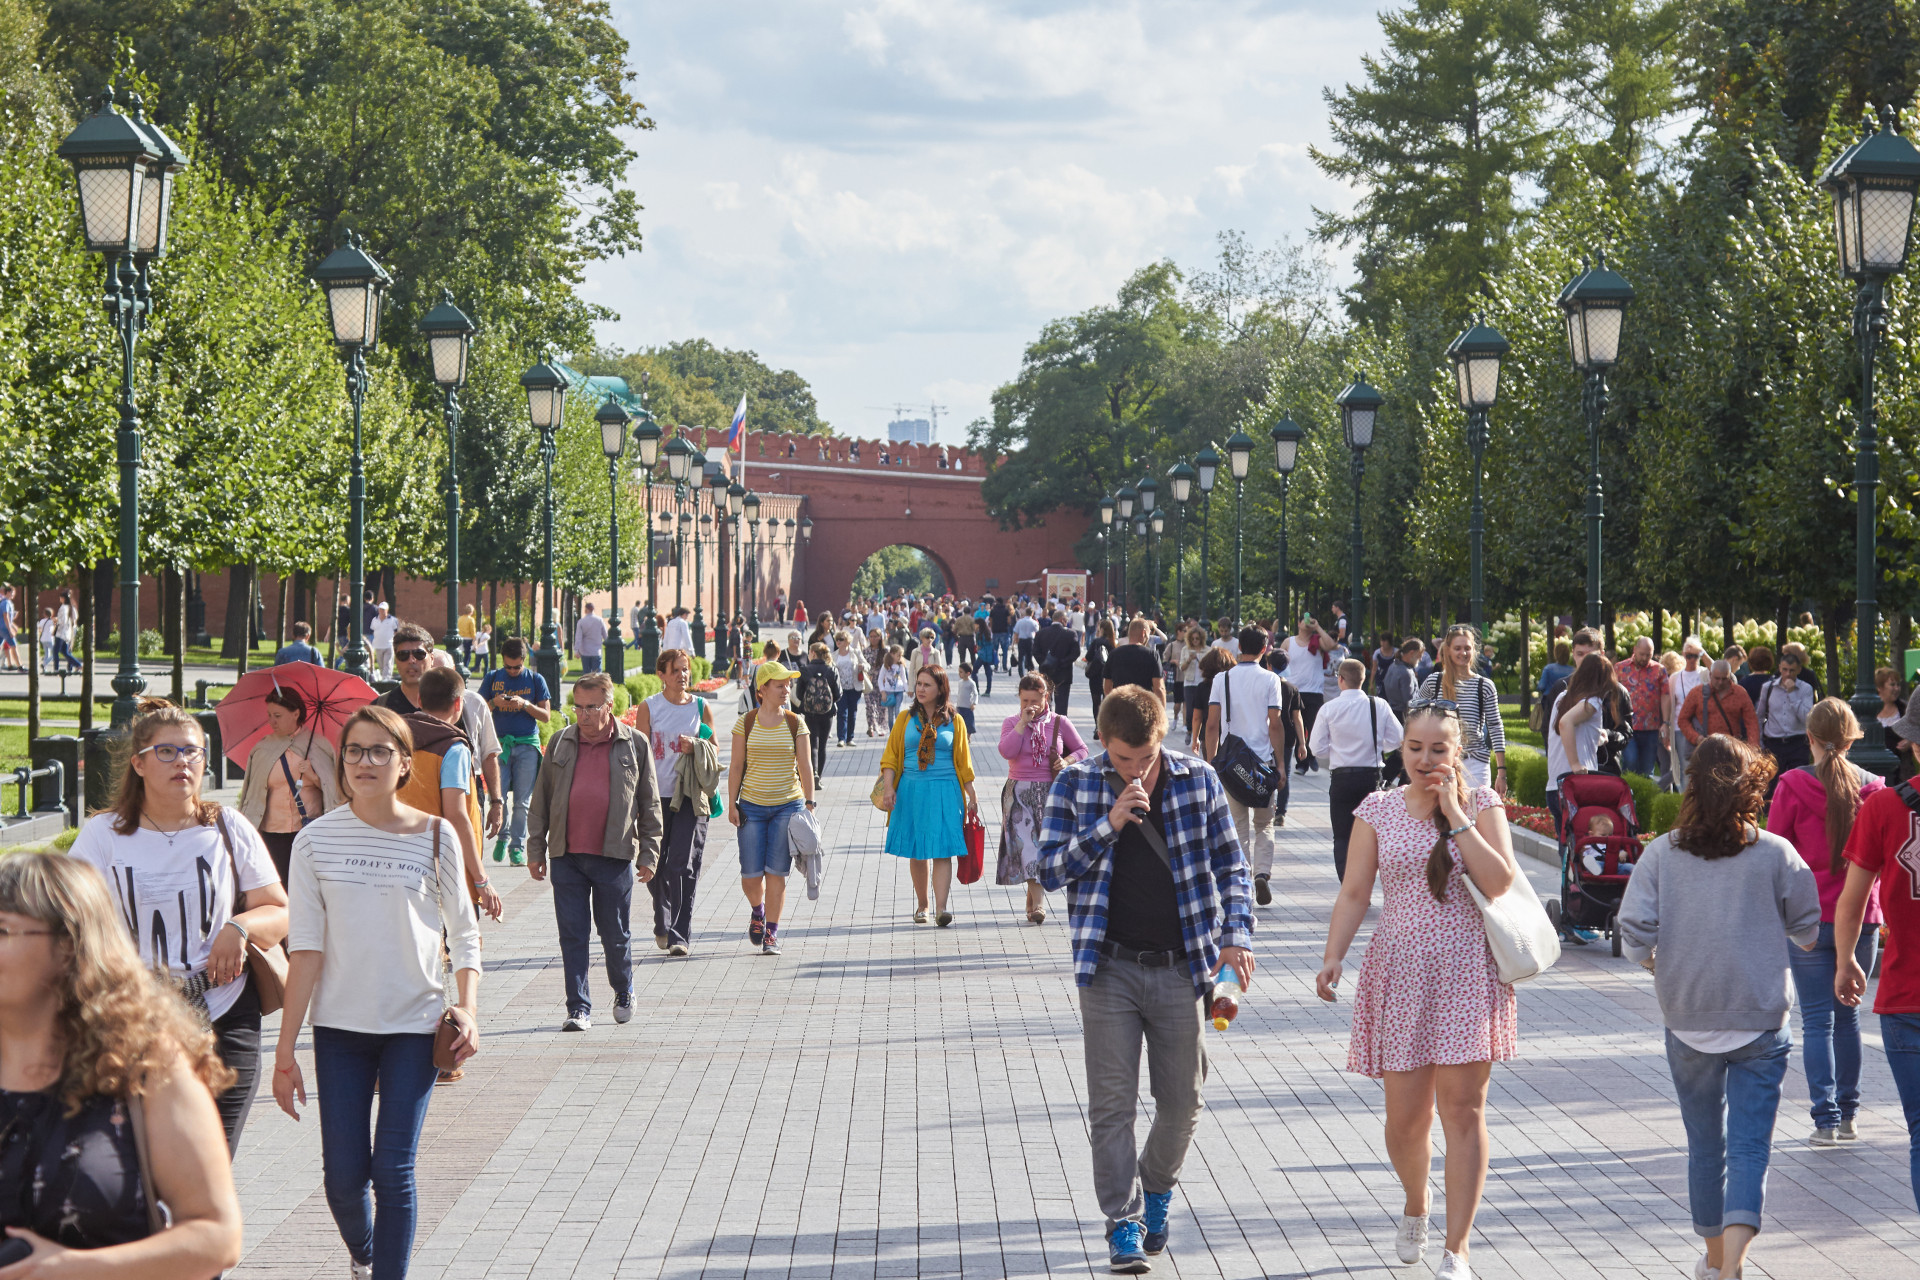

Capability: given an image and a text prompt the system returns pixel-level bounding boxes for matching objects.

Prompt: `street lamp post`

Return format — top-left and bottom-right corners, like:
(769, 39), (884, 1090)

(630, 414), (663, 673)
(58, 89), (188, 726)
(1558, 253), (1635, 631)
(696, 469), (726, 661)
(665, 435), (697, 618)
(418, 290), (477, 672)
(1821, 109), (1920, 774)
(1446, 318), (1510, 637)
(1137, 477), (1159, 618)
(798, 517), (813, 619)
(1168, 461), (1195, 624)
(744, 492), (762, 634)
(1223, 430), (1253, 626)
(1335, 375), (1384, 633)
(518, 357), (569, 692)
(595, 396), (633, 683)
(1269, 418), (1304, 626)
(1115, 485), (1136, 616)
(1195, 445), (1220, 624)
(1149, 508), (1165, 621)
(1098, 495), (1116, 610)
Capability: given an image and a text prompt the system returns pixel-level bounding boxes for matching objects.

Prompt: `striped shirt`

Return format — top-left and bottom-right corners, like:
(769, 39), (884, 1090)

(732, 711), (805, 804)
(1035, 750), (1254, 997)
(1417, 671), (1506, 763)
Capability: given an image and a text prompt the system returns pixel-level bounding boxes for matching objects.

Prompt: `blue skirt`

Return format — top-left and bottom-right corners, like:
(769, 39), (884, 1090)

(887, 760), (964, 860)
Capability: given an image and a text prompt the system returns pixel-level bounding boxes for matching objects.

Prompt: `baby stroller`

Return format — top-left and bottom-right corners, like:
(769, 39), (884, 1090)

(1545, 772), (1640, 957)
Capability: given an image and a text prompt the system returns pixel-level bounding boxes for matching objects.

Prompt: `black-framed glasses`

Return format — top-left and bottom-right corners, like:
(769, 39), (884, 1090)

(343, 743), (399, 765)
(137, 743), (206, 764)
(395, 648), (431, 662)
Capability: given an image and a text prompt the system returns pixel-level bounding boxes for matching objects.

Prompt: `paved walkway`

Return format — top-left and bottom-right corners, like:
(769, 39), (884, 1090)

(229, 675), (1920, 1279)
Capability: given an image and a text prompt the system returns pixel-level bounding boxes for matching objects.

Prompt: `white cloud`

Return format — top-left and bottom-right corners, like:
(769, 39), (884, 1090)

(596, 0), (1389, 439)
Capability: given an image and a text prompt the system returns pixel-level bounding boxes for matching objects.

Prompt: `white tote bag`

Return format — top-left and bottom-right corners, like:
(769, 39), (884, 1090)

(1463, 858), (1561, 985)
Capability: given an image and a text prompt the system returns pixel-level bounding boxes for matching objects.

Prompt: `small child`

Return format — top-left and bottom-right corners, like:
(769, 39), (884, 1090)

(1578, 812), (1634, 877)
(35, 609), (56, 673)
(951, 662), (979, 735)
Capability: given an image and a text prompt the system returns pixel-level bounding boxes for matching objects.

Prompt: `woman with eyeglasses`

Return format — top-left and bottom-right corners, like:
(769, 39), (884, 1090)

(0, 853), (243, 1274)
(1316, 700), (1522, 1279)
(70, 699), (289, 1156)
(1418, 624), (1508, 796)
(273, 705), (482, 1280)
(239, 684), (341, 888)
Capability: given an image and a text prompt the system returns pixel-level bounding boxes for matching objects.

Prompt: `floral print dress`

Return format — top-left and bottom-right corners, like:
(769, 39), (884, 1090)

(1346, 785), (1518, 1078)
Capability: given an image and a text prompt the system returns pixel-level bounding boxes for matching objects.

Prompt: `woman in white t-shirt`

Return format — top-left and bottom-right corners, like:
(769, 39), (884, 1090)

(70, 699), (289, 1155)
(472, 622), (491, 666)
(1281, 617), (1332, 772)
(1548, 653), (1614, 838)
(272, 705), (481, 1280)
(634, 647), (714, 955)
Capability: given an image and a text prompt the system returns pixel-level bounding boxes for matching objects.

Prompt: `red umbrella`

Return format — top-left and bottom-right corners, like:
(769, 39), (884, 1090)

(214, 664), (378, 768)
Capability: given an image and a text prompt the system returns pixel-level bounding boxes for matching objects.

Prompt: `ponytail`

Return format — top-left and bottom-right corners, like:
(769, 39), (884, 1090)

(1805, 697), (1865, 875)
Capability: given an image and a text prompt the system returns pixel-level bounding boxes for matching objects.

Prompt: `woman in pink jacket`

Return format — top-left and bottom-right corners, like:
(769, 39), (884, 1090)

(1766, 696), (1886, 1145)
(996, 673), (1088, 924)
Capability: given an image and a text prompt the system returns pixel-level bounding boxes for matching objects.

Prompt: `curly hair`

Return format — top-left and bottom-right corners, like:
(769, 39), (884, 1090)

(1671, 734), (1775, 861)
(2, 854), (233, 1115)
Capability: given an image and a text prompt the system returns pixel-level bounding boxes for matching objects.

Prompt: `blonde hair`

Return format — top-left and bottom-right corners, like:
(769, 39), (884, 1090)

(111, 699), (218, 836)
(0, 854), (234, 1114)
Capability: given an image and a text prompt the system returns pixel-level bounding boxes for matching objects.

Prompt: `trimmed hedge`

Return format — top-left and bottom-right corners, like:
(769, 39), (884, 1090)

(1621, 771), (1659, 831)
(1647, 790), (1683, 835)
(1507, 745), (1548, 807)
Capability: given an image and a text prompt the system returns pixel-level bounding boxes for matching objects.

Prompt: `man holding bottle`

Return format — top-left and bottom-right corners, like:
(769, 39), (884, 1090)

(1036, 685), (1254, 1274)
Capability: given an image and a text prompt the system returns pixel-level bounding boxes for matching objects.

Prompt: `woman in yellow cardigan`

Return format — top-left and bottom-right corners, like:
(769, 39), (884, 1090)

(877, 664), (979, 926)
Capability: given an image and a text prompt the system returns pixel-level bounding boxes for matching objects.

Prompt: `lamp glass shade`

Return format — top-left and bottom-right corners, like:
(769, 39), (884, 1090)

(1224, 429), (1254, 480)
(1858, 178), (1918, 271)
(133, 162), (173, 256)
(1116, 486), (1136, 519)
(1099, 496), (1115, 526)
(596, 399), (631, 459)
(314, 236), (394, 351)
(665, 435), (696, 483)
(727, 483), (745, 515)
(1132, 517), (1147, 537)
(1270, 417), (1304, 474)
(1137, 477), (1158, 512)
(1168, 461), (1194, 504)
(1446, 318), (1509, 410)
(72, 157), (143, 254)
(800, 517), (813, 542)
(1834, 179), (1858, 275)
(632, 416), (662, 467)
(1821, 122), (1920, 277)
(1196, 445), (1221, 493)
(1558, 257), (1634, 370)
(57, 93), (163, 256)
(528, 386), (564, 431)
(1344, 409), (1376, 450)
(417, 291), (477, 388)
(1150, 510), (1165, 534)
(743, 493), (761, 518)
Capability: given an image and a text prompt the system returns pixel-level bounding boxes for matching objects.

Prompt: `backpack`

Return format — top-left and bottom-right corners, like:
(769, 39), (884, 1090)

(799, 665), (838, 716)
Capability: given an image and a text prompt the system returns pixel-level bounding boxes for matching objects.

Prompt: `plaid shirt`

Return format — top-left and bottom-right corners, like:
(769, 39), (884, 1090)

(1035, 749), (1254, 997)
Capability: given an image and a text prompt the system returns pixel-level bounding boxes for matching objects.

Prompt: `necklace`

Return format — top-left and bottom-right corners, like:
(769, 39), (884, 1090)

(139, 814), (198, 848)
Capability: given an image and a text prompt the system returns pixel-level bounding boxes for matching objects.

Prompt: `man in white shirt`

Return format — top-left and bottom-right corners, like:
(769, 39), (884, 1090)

(1310, 658), (1404, 881)
(368, 602), (400, 681)
(662, 606), (694, 654)
(573, 601), (609, 673)
(1669, 635), (1708, 791)
(1204, 626), (1288, 905)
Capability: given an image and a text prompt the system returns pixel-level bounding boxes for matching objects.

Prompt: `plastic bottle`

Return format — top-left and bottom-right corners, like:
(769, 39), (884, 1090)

(1210, 968), (1244, 1031)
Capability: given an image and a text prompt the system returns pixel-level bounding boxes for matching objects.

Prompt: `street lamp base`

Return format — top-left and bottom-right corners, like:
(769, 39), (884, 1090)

(1848, 692), (1901, 778)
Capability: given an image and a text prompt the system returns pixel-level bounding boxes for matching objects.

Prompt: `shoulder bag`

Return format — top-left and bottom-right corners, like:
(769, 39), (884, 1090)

(428, 820), (479, 1072)
(278, 753), (314, 826)
(214, 812), (289, 1016)
(1047, 714), (1067, 780)
(1460, 840), (1561, 984)
(1210, 665), (1277, 809)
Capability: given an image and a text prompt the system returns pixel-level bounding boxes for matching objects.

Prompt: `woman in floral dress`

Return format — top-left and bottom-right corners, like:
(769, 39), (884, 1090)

(1316, 702), (1522, 1280)
(995, 673), (1088, 924)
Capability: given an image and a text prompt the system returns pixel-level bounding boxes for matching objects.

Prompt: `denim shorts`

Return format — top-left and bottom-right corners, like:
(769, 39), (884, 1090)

(738, 798), (801, 878)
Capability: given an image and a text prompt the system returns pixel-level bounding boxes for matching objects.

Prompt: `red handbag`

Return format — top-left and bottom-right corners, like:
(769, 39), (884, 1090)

(958, 811), (986, 884)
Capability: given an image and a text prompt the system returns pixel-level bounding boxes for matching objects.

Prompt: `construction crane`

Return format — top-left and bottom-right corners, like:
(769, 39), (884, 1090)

(864, 403), (949, 442)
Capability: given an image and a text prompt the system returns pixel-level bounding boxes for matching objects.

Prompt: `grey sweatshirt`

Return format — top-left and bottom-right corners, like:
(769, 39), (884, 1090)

(1617, 830), (1820, 1031)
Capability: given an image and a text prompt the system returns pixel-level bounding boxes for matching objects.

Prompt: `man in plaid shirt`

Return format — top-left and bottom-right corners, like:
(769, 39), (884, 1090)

(1036, 685), (1254, 1273)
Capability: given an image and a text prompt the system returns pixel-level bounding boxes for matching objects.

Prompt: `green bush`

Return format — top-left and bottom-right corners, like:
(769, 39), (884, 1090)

(1507, 745), (1548, 806)
(1647, 790), (1683, 835)
(623, 674), (664, 706)
(1621, 771), (1659, 829)
(691, 656), (712, 683)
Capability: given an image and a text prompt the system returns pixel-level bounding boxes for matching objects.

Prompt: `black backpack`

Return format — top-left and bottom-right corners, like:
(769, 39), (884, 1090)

(799, 665), (838, 716)
(1210, 665), (1278, 808)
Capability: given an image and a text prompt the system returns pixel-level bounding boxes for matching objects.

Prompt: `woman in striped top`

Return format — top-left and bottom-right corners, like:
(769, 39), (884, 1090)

(726, 660), (817, 955)
(1417, 624), (1508, 795)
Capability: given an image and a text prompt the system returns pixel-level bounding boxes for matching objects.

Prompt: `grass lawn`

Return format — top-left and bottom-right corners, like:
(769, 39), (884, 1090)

(0, 700), (114, 721)
(1499, 703), (1543, 750)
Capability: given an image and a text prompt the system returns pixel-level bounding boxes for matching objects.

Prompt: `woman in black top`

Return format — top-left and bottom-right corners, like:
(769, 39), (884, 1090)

(1084, 618), (1116, 725)
(0, 853), (240, 1275)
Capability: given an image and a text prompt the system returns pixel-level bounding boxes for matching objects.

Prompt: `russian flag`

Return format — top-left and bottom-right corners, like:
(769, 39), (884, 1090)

(726, 394), (747, 452)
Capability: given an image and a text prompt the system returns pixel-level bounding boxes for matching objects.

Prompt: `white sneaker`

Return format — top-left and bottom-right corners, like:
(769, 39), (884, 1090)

(350, 1262), (373, 1280)
(1435, 1251), (1472, 1280)
(1394, 1214), (1429, 1264)
(1693, 1256), (1720, 1280)
(562, 1014), (590, 1032)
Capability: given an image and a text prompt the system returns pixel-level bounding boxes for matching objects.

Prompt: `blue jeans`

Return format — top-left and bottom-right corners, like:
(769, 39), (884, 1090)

(836, 689), (862, 744)
(957, 707), (975, 735)
(738, 798), (800, 878)
(314, 1027), (439, 1279)
(549, 853), (634, 1016)
(1623, 728), (1662, 777)
(49, 637), (77, 673)
(504, 742), (542, 852)
(1665, 1027), (1791, 1236)
(1883, 1013), (1920, 1212)
(1788, 922), (1876, 1128)
(579, 654), (603, 673)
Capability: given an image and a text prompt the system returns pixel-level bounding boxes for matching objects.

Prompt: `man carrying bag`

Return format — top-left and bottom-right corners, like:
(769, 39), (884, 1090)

(1310, 658), (1403, 882)
(1205, 625), (1287, 906)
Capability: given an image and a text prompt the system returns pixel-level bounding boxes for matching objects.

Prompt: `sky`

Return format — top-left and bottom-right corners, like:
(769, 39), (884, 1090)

(590, 0), (1392, 444)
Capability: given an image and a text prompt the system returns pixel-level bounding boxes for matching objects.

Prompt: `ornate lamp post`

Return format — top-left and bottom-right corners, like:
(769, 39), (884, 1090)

(1168, 460), (1196, 624)
(1269, 417), (1304, 627)
(57, 89), (188, 726)
(1821, 109), (1920, 773)
(418, 290), (477, 671)
(1447, 317), (1510, 637)
(1115, 485), (1137, 616)
(744, 492), (762, 634)
(595, 396), (632, 682)
(1558, 253), (1634, 630)
(1335, 375), (1384, 633)
(1137, 477), (1159, 618)
(695, 469), (726, 660)
(665, 435), (697, 614)
(725, 482), (746, 658)
(629, 413), (663, 672)
(1223, 430), (1253, 626)
(1195, 444), (1220, 625)
(518, 357), (569, 691)
(1148, 508), (1166, 620)
(1098, 494), (1116, 610)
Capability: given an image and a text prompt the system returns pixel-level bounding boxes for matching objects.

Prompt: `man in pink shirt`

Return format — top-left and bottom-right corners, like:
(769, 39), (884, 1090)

(1616, 636), (1671, 778)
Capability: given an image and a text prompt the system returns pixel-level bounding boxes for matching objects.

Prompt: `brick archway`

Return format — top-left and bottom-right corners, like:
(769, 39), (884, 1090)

(738, 431), (1088, 614)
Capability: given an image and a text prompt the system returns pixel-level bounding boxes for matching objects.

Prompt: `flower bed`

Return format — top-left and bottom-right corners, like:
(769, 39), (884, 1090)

(1504, 803), (1555, 839)
(694, 677), (729, 693)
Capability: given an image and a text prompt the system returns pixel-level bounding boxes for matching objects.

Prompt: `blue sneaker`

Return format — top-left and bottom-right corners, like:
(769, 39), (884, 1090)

(1107, 1221), (1150, 1274)
(1142, 1191), (1172, 1255)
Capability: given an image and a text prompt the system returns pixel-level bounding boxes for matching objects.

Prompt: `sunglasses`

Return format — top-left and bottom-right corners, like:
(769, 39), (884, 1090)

(1406, 697), (1460, 716)
(138, 743), (206, 764)
(395, 648), (431, 662)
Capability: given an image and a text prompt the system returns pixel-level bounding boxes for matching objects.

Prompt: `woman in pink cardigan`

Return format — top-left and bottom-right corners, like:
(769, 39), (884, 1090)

(997, 673), (1088, 924)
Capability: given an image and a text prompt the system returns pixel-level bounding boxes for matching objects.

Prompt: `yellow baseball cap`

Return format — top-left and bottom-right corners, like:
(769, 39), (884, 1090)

(754, 660), (796, 689)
